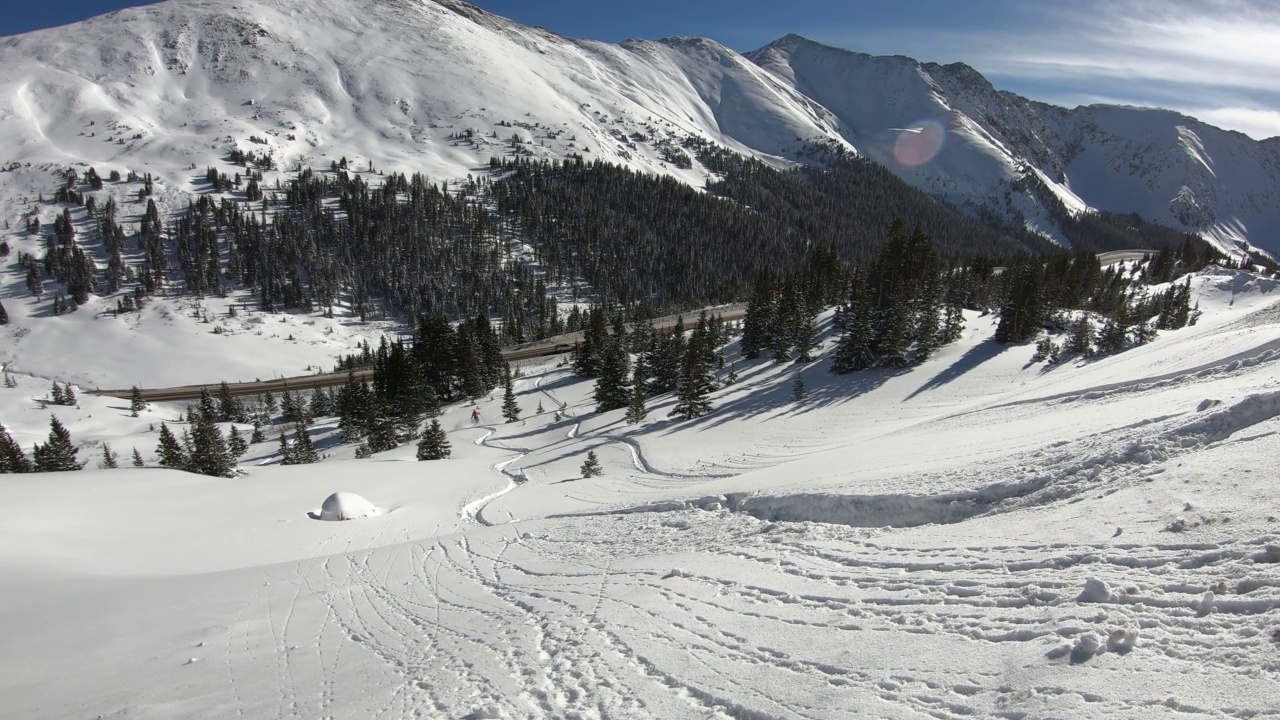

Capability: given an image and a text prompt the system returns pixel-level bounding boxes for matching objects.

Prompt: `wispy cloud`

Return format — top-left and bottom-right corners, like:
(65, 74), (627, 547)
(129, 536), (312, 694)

(808, 0), (1280, 139)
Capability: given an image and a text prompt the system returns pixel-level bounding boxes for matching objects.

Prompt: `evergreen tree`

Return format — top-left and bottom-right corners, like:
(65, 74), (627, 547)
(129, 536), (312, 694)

(0, 299), (7, 326)
(0, 424), (34, 473)
(277, 431), (295, 465)
(63, 383), (77, 407)
(741, 270), (776, 359)
(416, 419), (451, 460)
(155, 423), (187, 469)
(647, 327), (684, 394)
(131, 447), (145, 467)
(227, 425), (248, 458)
(366, 397), (400, 453)
(1065, 314), (1094, 356)
(831, 273), (875, 374)
(50, 382), (65, 405)
(129, 386), (146, 417)
(188, 413), (234, 477)
(291, 424), (319, 464)
(501, 364), (522, 422)
(671, 331), (715, 421)
(580, 450), (603, 478)
(250, 419), (266, 444)
(99, 443), (119, 469)
(32, 415), (83, 472)
(995, 263), (1045, 344)
(354, 443), (373, 459)
(624, 369), (648, 425)
(793, 308), (818, 364)
(196, 387), (218, 423)
(791, 370), (807, 401)
(594, 338), (632, 413)
(217, 381), (241, 423)
(263, 391), (278, 416)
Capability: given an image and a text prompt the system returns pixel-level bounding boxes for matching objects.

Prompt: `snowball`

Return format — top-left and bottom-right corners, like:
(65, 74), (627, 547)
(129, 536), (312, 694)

(319, 492), (379, 522)
(1078, 577), (1111, 603)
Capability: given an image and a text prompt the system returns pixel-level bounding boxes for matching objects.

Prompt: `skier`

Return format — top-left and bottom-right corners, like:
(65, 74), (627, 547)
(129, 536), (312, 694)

(471, 408), (481, 425)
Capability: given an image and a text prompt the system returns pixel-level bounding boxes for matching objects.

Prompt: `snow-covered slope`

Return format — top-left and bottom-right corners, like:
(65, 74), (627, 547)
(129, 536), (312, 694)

(2, 266), (1279, 718)
(748, 35), (1280, 255)
(0, 0), (846, 205)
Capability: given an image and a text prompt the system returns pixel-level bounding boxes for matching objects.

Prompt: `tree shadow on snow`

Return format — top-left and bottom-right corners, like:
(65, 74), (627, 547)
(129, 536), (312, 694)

(904, 338), (1013, 401)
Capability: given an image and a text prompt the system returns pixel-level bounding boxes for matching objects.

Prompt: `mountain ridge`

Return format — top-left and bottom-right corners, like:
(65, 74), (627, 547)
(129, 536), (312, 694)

(0, 0), (1277, 255)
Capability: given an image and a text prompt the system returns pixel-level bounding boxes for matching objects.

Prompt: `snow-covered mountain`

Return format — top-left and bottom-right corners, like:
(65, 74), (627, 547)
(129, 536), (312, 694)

(1, 0), (1278, 256)
(748, 35), (1280, 255)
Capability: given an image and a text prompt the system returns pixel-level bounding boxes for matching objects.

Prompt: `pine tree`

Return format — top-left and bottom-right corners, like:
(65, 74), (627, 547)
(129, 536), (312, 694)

(50, 382), (65, 405)
(624, 369), (648, 425)
(793, 309), (818, 364)
(99, 443), (119, 469)
(670, 331), (715, 421)
(156, 423), (187, 469)
(197, 387), (218, 423)
(250, 419), (266, 444)
(63, 383), (77, 407)
(291, 424), (319, 464)
(594, 338), (632, 413)
(263, 391), (278, 416)
(501, 364), (522, 422)
(277, 431), (295, 465)
(0, 424), (34, 473)
(831, 274), (875, 374)
(32, 415), (83, 472)
(0, 299), (7, 326)
(741, 270), (776, 359)
(1066, 314), (1094, 356)
(188, 414), (234, 477)
(580, 450), (603, 478)
(131, 447), (145, 467)
(416, 419), (451, 460)
(217, 381), (240, 423)
(354, 443), (373, 459)
(227, 425), (248, 458)
(129, 386), (146, 417)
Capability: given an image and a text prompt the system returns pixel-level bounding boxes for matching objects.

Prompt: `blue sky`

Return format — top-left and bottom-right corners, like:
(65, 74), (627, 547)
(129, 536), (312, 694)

(4, 0), (1279, 139)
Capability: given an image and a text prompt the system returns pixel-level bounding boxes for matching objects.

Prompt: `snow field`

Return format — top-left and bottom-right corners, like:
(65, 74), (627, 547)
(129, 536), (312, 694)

(1, 268), (1279, 718)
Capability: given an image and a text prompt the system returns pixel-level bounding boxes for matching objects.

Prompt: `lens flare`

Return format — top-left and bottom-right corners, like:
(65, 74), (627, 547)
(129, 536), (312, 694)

(891, 119), (947, 167)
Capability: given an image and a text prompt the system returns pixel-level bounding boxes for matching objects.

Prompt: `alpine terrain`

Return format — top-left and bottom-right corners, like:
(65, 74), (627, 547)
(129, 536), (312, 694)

(2, 1), (1280, 719)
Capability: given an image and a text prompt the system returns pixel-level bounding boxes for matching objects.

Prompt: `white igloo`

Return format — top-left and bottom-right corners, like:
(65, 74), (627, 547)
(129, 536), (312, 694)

(319, 492), (379, 521)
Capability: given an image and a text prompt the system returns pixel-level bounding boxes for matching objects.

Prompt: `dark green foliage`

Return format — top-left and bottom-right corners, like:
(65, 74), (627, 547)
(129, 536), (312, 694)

(594, 337), (632, 413)
(0, 424), (33, 473)
(289, 424), (319, 465)
(50, 382), (65, 405)
(416, 419), (451, 460)
(0, 299), (7, 325)
(228, 425), (248, 458)
(250, 419), (266, 444)
(32, 415), (83, 472)
(187, 413), (234, 477)
(501, 364), (522, 422)
(625, 369), (648, 425)
(131, 447), (145, 467)
(156, 423), (187, 468)
(670, 318), (717, 421)
(1065, 315), (1094, 357)
(1031, 337), (1061, 364)
(197, 387), (218, 424)
(995, 263), (1046, 345)
(580, 450), (603, 478)
(129, 386), (146, 417)
(98, 443), (119, 469)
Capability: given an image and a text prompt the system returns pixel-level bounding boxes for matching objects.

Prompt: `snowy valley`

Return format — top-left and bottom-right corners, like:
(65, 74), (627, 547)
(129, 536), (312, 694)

(2, 1), (1280, 718)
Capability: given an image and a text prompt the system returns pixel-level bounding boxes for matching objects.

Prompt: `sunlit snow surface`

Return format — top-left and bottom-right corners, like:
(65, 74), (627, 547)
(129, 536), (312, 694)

(2, 267), (1280, 718)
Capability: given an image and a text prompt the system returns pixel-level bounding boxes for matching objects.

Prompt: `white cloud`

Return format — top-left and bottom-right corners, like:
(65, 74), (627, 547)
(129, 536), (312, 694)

(809, 0), (1280, 139)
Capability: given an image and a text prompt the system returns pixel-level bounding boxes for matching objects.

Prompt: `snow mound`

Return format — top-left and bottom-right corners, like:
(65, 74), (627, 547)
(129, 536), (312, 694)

(1078, 577), (1112, 603)
(319, 492), (380, 522)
